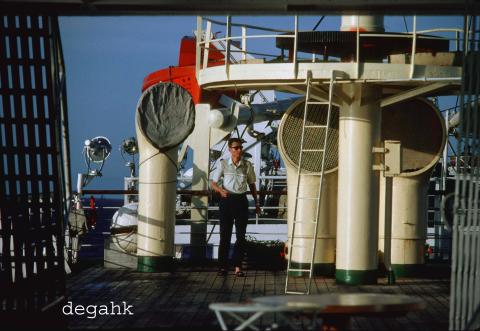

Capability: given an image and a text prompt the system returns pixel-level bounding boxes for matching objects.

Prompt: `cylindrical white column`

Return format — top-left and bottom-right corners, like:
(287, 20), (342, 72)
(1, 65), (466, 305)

(336, 83), (381, 285)
(278, 98), (339, 276)
(136, 127), (178, 272)
(379, 174), (430, 276)
(285, 166), (338, 276)
(392, 175), (430, 271)
(340, 15), (385, 32)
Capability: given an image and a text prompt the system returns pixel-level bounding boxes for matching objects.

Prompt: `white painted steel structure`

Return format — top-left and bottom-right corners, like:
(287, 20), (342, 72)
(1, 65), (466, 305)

(195, 15), (463, 286)
(378, 98), (447, 277)
(136, 128), (177, 269)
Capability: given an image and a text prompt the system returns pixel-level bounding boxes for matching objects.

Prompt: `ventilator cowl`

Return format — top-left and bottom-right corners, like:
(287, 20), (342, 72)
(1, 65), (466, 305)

(136, 82), (195, 151)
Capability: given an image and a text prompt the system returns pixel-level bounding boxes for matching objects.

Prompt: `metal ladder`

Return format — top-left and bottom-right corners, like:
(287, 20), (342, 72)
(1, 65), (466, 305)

(285, 71), (336, 295)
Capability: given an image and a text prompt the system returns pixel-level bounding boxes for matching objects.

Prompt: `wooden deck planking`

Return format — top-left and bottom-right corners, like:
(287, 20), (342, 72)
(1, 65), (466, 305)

(395, 279), (446, 331)
(66, 266), (450, 330)
(182, 269), (216, 328)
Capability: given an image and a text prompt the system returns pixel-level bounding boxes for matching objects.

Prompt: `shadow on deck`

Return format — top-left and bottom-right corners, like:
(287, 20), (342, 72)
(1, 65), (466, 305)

(62, 261), (451, 331)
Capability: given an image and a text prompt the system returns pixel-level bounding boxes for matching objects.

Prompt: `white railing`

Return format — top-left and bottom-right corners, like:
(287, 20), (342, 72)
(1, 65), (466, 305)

(196, 15), (468, 82)
(196, 16), (297, 79)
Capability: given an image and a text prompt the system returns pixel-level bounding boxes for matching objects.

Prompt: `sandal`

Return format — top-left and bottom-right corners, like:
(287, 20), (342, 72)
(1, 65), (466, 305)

(235, 270), (245, 277)
(217, 269), (228, 276)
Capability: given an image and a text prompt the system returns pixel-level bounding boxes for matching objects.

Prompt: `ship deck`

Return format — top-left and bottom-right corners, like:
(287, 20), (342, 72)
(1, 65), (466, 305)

(66, 262), (450, 331)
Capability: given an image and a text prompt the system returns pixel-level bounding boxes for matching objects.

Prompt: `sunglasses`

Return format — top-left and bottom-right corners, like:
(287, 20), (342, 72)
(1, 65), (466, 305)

(231, 146), (243, 150)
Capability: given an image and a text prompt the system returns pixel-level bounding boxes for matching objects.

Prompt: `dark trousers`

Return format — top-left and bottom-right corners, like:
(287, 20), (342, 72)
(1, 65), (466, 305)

(218, 193), (248, 269)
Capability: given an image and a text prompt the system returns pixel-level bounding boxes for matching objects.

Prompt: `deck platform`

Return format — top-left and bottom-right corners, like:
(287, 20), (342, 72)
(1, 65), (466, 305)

(66, 263), (450, 331)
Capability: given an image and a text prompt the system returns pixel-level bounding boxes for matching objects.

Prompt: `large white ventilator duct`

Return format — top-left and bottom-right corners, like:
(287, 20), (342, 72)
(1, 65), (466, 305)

(379, 98), (446, 277)
(136, 83), (195, 272)
(278, 98), (339, 276)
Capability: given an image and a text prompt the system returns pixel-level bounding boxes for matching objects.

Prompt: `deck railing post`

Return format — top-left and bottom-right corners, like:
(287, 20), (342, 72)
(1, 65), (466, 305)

(203, 20), (212, 70)
(242, 25), (247, 62)
(356, 17), (360, 79)
(196, 16), (202, 80)
(225, 15), (231, 79)
(456, 30), (460, 51)
(293, 15), (298, 78)
(410, 16), (417, 79)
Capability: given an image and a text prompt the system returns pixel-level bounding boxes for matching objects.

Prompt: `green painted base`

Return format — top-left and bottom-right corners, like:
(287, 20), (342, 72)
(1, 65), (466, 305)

(392, 264), (425, 278)
(335, 269), (377, 285)
(137, 256), (174, 272)
(288, 262), (335, 277)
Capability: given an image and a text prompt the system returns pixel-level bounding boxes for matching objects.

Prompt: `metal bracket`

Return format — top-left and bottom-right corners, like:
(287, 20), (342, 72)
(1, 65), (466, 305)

(373, 164), (385, 171)
(372, 146), (386, 154)
(384, 140), (402, 177)
(372, 141), (402, 176)
(372, 146), (386, 172)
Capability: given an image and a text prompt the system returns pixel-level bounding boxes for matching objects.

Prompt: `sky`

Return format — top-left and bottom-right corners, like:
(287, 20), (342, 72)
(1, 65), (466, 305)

(59, 15), (464, 191)
(60, 16), (196, 190)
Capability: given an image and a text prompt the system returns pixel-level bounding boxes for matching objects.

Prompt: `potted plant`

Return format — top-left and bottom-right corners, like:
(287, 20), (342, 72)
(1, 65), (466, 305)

(244, 236), (286, 271)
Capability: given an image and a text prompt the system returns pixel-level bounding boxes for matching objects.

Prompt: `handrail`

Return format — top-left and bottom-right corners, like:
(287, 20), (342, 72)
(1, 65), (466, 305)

(196, 15), (467, 83)
(201, 16), (293, 33)
(79, 189), (288, 196)
(202, 47), (284, 59)
(415, 28), (464, 34)
(196, 15), (297, 72)
(199, 34), (295, 44)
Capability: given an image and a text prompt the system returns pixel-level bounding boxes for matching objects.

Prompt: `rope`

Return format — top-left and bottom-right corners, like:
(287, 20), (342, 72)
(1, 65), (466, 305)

(138, 149), (179, 172)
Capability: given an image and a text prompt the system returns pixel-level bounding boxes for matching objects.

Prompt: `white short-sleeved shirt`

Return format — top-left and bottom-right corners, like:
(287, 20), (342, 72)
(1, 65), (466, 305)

(211, 158), (256, 194)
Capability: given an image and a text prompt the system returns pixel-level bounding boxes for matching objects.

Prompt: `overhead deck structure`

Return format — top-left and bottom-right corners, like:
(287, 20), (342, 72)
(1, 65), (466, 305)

(199, 62), (462, 98)
(0, 0), (479, 15)
(195, 14), (464, 285)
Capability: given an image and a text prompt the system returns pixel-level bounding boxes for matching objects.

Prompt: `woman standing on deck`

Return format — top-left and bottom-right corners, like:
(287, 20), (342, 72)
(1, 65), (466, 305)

(211, 138), (261, 277)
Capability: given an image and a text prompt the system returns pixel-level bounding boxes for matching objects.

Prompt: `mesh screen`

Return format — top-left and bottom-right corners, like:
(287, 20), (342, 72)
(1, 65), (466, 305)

(382, 98), (444, 173)
(279, 101), (339, 173)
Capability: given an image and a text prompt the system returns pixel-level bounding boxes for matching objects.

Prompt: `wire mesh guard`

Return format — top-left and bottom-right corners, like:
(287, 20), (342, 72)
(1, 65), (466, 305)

(279, 100), (339, 173)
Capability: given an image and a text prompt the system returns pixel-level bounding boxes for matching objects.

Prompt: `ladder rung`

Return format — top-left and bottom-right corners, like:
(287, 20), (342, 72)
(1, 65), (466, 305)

(296, 197), (320, 200)
(290, 244), (307, 248)
(286, 290), (309, 295)
(287, 268), (311, 272)
(304, 125), (328, 128)
(293, 220), (318, 224)
(301, 149), (324, 152)
(306, 101), (329, 105)
(290, 242), (316, 247)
